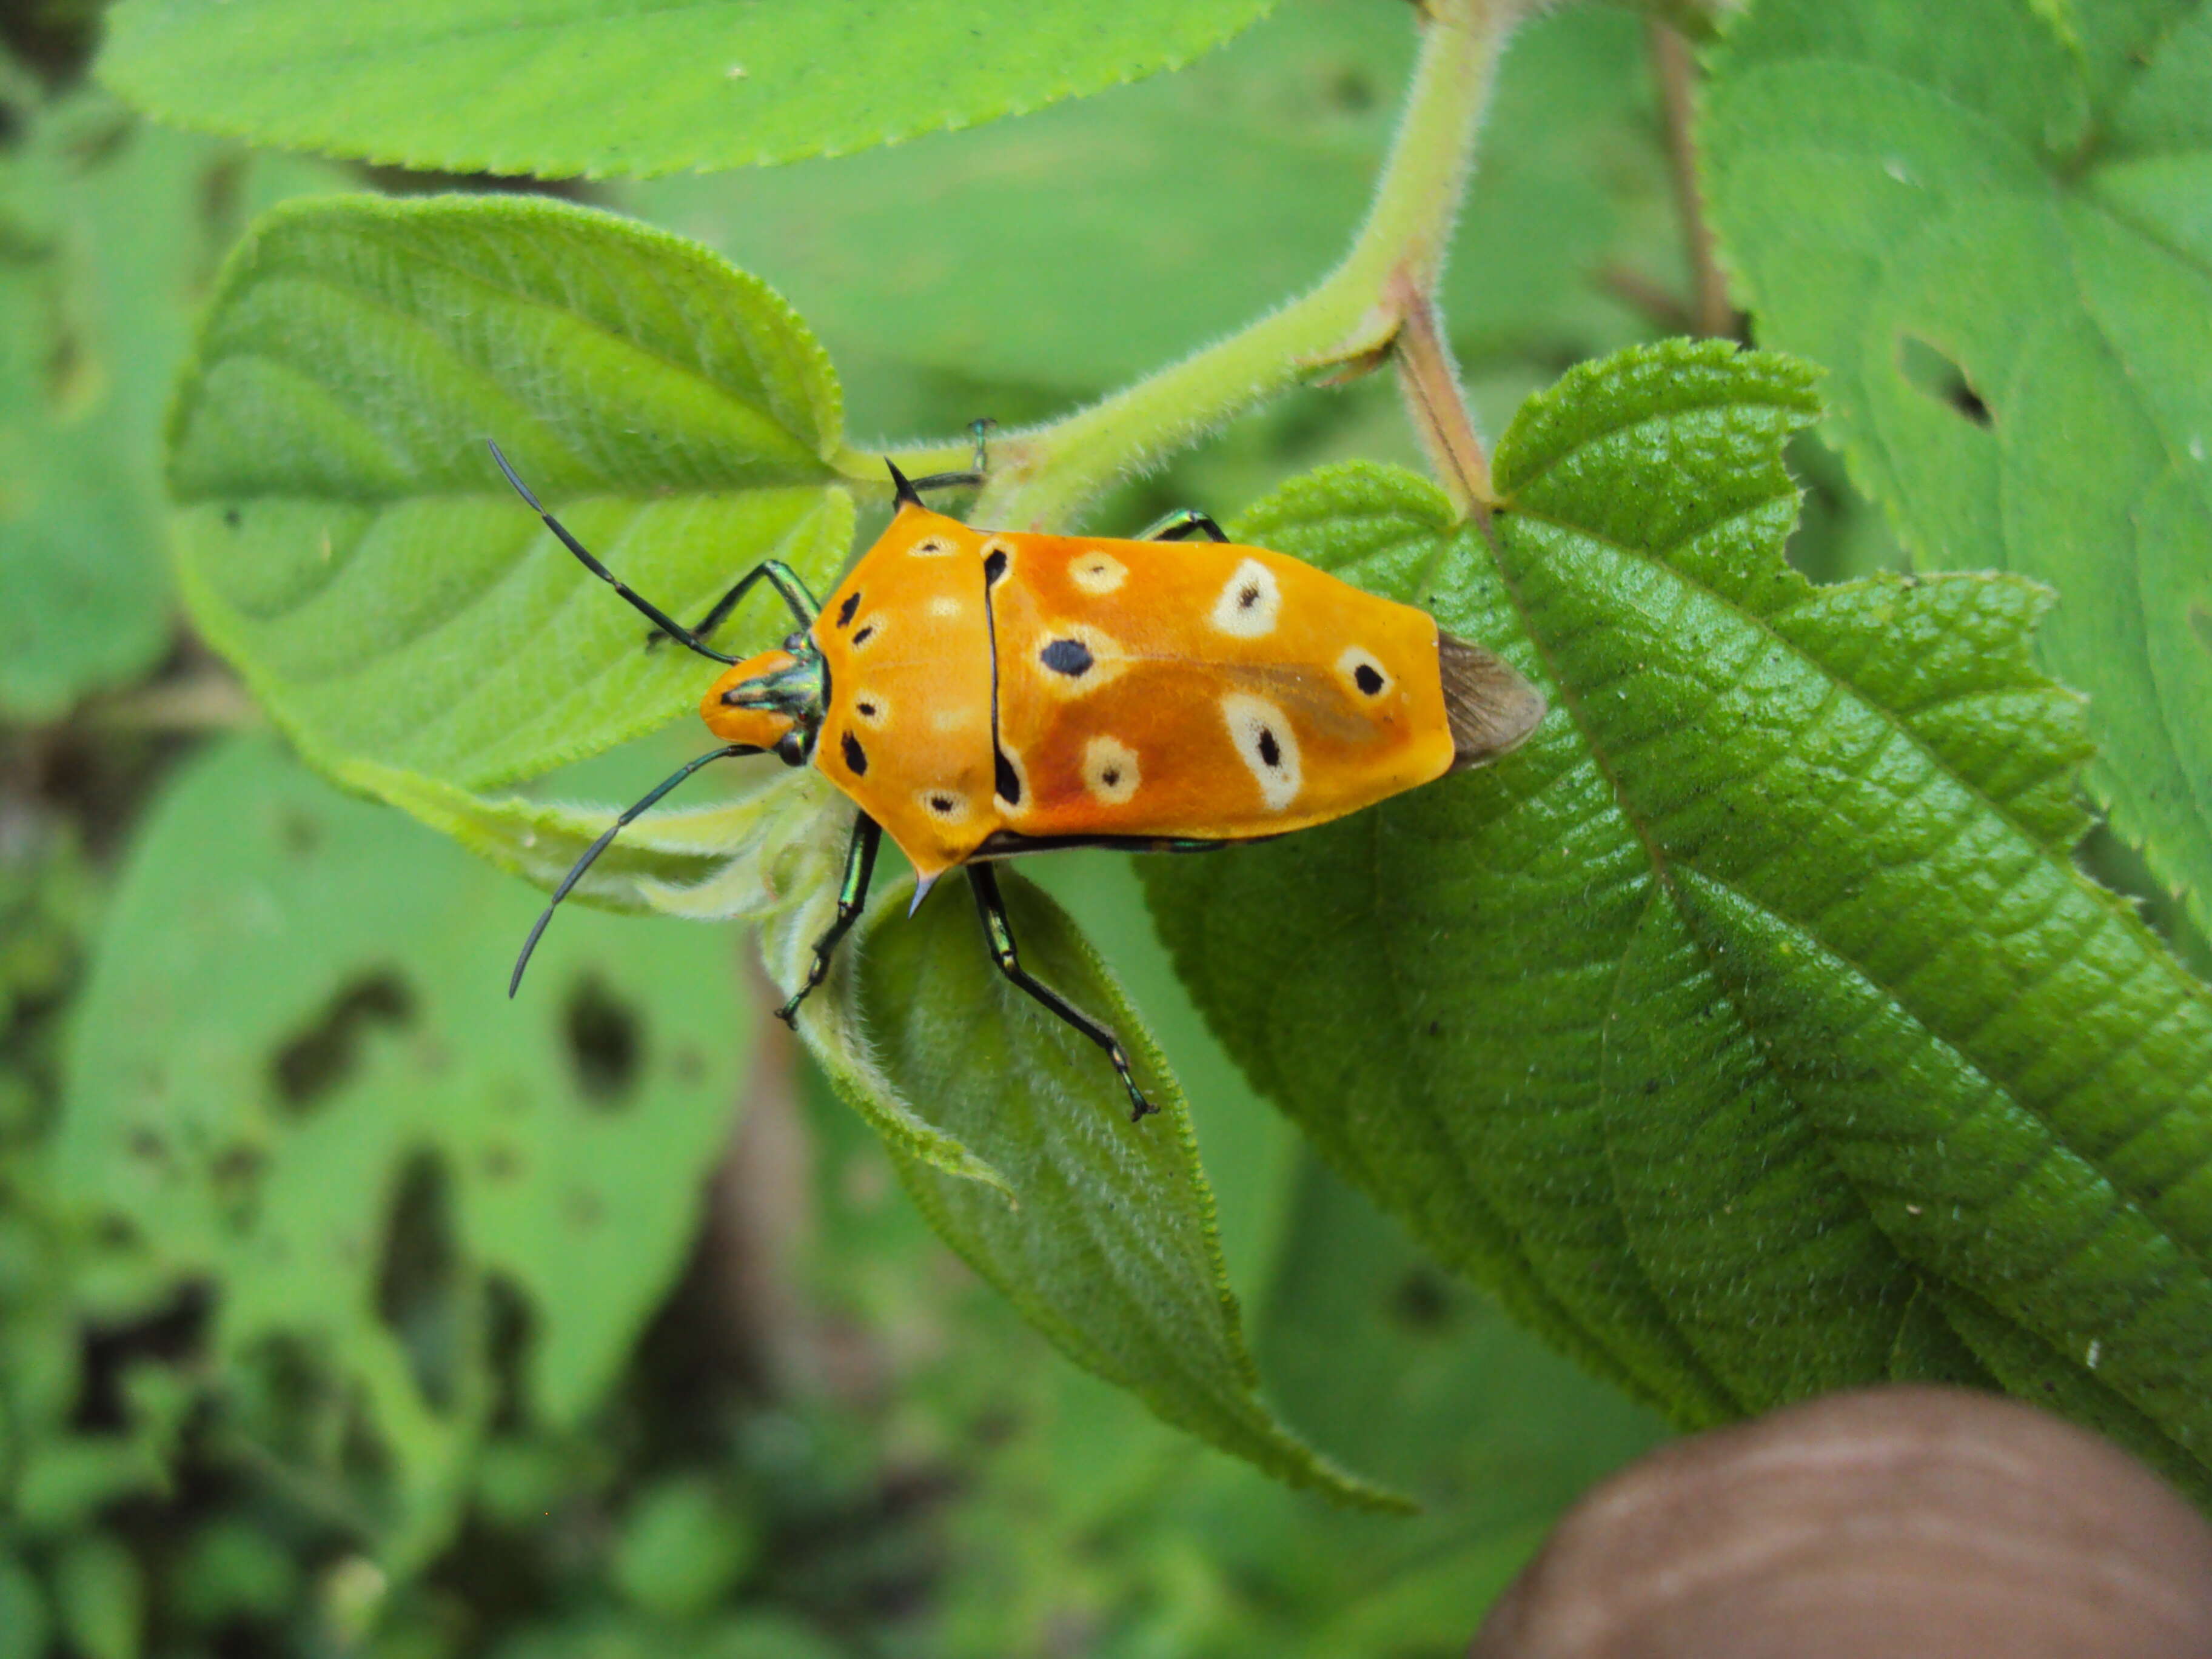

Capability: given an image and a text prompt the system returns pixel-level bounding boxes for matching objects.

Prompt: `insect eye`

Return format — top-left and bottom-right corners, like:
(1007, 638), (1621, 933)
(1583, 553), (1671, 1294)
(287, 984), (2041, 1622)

(782, 630), (808, 653)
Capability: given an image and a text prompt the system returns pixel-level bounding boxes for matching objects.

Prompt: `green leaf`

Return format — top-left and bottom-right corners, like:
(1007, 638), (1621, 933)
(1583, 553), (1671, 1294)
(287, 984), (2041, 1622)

(55, 737), (751, 1563)
(0, 1553), (49, 1659)
(795, 863), (1404, 1511)
(1147, 340), (2212, 1503)
(0, 93), (341, 717)
(1701, 0), (2212, 932)
(628, 2), (1664, 400)
(169, 193), (855, 794)
(96, 0), (1277, 180)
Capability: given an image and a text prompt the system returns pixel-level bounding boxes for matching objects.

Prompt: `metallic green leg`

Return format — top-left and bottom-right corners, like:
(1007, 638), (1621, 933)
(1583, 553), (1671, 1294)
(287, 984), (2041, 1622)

(777, 814), (882, 1025)
(968, 863), (1155, 1122)
(670, 558), (822, 651)
(905, 417), (998, 496)
(1133, 507), (1230, 544)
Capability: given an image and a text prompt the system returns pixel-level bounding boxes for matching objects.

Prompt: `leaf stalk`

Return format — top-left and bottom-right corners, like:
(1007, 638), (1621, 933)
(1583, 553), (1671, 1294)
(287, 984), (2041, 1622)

(891, 0), (1521, 529)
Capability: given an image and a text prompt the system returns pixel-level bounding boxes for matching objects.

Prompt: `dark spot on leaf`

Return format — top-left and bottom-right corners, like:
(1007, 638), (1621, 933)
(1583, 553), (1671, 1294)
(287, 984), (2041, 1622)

(1257, 728), (1282, 769)
(842, 729), (868, 776)
(480, 1142), (523, 1182)
(672, 1045), (705, 1085)
(1897, 335), (1991, 427)
(2190, 604), (2212, 659)
(281, 810), (320, 856)
(567, 1187), (605, 1230)
(127, 1127), (167, 1163)
(1039, 638), (1093, 677)
(1390, 1269), (1453, 1332)
(565, 976), (640, 1107)
(272, 972), (414, 1114)
(836, 591), (861, 628)
(1354, 662), (1385, 695)
(852, 624), (876, 647)
(1426, 1020), (1443, 1038)
(984, 548), (1009, 584)
(377, 1152), (462, 1411)
(1330, 66), (1376, 112)
(223, 507), (241, 529)
(995, 748), (1022, 805)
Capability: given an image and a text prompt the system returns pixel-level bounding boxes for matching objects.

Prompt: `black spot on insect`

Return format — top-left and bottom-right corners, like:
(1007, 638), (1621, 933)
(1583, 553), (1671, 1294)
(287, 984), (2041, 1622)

(1238, 583), (1263, 610)
(836, 591), (861, 628)
(841, 731), (868, 775)
(995, 749), (1022, 805)
(852, 624), (876, 646)
(856, 699), (879, 719)
(1101, 766), (1122, 788)
(984, 548), (1009, 584)
(928, 793), (956, 814)
(1354, 662), (1384, 695)
(1257, 728), (1282, 769)
(1039, 638), (1093, 677)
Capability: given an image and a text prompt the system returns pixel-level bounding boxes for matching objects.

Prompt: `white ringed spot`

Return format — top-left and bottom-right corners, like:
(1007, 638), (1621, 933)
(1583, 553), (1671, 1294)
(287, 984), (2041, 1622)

(1210, 558), (1281, 637)
(1221, 693), (1301, 811)
(981, 538), (1019, 584)
(916, 787), (973, 824)
(847, 612), (888, 651)
(908, 532), (959, 558)
(1070, 551), (1127, 595)
(1336, 645), (1395, 703)
(849, 689), (892, 729)
(1082, 736), (1141, 806)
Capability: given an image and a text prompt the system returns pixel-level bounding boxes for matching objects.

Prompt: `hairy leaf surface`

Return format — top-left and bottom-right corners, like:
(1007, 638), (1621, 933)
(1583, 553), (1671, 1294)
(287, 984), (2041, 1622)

(1702, 0), (2212, 933)
(793, 865), (1404, 1511)
(1147, 341), (2212, 1501)
(98, 0), (1275, 179)
(170, 194), (856, 795)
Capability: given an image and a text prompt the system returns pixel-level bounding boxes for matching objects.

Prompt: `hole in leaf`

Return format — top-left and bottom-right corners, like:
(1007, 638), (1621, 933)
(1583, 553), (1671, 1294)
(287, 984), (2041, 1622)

(72, 1284), (211, 1432)
(1897, 336), (1992, 427)
(271, 971), (415, 1115)
(377, 1151), (465, 1413)
(1390, 1269), (1454, 1332)
(565, 976), (641, 1107)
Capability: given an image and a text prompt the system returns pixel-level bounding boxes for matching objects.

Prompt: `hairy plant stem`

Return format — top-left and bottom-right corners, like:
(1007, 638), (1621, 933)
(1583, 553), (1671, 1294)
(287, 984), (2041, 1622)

(886, 0), (1518, 531)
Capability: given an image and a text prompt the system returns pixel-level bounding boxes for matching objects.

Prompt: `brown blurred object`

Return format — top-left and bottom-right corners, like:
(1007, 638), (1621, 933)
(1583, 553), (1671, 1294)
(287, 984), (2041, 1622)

(1470, 1385), (2212, 1659)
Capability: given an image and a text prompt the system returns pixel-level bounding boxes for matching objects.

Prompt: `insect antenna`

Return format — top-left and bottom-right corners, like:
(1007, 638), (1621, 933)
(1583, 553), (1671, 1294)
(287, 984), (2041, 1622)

(509, 742), (759, 997)
(487, 439), (738, 665)
(890, 419), (997, 498)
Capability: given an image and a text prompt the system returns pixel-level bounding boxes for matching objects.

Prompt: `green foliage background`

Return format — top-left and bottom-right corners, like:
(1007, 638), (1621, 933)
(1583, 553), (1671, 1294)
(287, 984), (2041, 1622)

(4, 0), (2209, 1654)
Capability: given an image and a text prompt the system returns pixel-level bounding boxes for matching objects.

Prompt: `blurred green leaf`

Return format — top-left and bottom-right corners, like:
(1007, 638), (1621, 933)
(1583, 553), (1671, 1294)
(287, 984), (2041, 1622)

(168, 193), (855, 794)
(96, 0), (1277, 180)
(0, 1552), (50, 1659)
(1702, 0), (2212, 932)
(0, 93), (341, 717)
(56, 737), (752, 1562)
(1148, 341), (2212, 1503)
(806, 864), (1403, 1512)
(611, 1475), (759, 1619)
(629, 1), (1663, 403)
(52, 1532), (141, 1659)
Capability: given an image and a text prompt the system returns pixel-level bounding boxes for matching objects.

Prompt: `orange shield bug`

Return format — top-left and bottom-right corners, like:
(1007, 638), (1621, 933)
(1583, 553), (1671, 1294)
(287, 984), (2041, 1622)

(492, 434), (1544, 1120)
